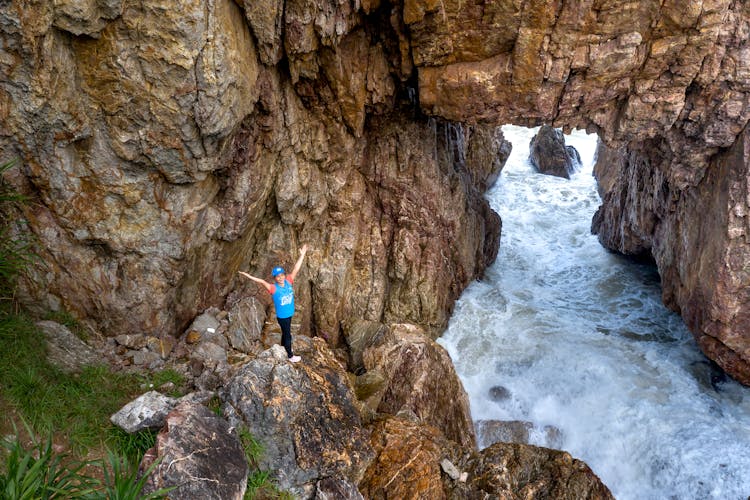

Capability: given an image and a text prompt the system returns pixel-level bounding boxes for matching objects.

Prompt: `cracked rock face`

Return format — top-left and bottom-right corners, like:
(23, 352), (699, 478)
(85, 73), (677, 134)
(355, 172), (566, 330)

(140, 401), (249, 500)
(1, 0), (750, 384)
(221, 337), (374, 497)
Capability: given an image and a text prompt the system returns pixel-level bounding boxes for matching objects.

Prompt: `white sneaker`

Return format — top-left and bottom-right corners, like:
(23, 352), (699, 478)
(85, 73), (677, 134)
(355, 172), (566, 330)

(289, 355), (301, 363)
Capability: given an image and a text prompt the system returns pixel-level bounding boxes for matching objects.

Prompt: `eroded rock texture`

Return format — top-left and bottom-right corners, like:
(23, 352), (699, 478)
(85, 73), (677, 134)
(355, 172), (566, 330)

(0, 0), (504, 346)
(408, 0), (750, 384)
(359, 416), (613, 500)
(1, 0), (749, 386)
(221, 337), (374, 497)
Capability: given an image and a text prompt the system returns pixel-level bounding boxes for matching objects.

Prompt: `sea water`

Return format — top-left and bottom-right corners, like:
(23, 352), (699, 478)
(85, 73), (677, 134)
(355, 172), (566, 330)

(438, 125), (750, 500)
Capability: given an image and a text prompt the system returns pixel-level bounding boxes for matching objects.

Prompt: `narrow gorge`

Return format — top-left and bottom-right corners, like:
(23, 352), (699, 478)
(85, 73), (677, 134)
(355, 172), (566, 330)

(1, 0), (749, 498)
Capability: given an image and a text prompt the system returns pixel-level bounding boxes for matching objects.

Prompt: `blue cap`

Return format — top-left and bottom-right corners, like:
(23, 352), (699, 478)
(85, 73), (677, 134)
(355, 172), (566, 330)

(272, 266), (285, 277)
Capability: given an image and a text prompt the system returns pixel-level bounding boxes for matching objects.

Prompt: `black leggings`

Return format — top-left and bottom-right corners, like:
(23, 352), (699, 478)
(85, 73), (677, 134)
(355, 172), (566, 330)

(277, 316), (293, 358)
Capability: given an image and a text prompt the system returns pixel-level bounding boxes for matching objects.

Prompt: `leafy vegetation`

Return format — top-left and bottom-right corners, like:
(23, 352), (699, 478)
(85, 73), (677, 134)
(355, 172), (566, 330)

(97, 450), (174, 500)
(0, 312), (140, 453)
(0, 426), (97, 499)
(0, 428), (173, 500)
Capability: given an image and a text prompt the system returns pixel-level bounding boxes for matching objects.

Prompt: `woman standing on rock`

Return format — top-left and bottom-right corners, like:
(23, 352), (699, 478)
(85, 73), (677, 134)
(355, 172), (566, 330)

(239, 244), (308, 363)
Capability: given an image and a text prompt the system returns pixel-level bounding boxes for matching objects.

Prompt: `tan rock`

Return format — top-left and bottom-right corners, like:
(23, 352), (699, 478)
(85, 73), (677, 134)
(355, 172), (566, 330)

(363, 323), (476, 448)
(359, 416), (613, 500)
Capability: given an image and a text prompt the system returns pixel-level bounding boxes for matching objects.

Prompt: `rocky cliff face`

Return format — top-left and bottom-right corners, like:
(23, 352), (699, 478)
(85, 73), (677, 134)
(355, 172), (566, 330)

(0, 0), (504, 345)
(407, 0), (750, 384)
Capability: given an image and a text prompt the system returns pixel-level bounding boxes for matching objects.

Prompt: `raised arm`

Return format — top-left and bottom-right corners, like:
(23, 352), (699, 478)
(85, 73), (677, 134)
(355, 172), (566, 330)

(238, 271), (274, 293)
(288, 244), (308, 282)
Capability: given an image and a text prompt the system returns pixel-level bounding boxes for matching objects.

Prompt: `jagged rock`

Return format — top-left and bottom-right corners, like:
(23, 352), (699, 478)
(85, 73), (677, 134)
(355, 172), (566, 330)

(359, 416), (456, 500)
(593, 126), (750, 385)
(225, 295), (265, 353)
(359, 416), (613, 499)
(110, 390), (216, 433)
(140, 402), (248, 500)
(187, 311), (221, 337)
(440, 458), (461, 481)
(362, 323), (476, 448)
(354, 369), (387, 413)
(192, 341), (227, 364)
(35, 320), (100, 373)
(529, 125), (580, 179)
(457, 442), (614, 500)
(221, 337), (373, 497)
(130, 349), (162, 368)
(343, 319), (389, 373)
(314, 477), (364, 500)
(114, 334), (148, 350)
(110, 391), (177, 433)
(475, 420), (564, 449)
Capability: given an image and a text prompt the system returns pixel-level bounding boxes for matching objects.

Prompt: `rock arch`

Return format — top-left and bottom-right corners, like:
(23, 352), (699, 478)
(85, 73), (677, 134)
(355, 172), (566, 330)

(1, 0), (749, 383)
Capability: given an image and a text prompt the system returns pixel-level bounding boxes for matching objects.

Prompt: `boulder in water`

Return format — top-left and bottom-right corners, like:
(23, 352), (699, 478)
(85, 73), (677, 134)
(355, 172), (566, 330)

(529, 125), (581, 179)
(476, 419), (564, 449)
(360, 415), (612, 499)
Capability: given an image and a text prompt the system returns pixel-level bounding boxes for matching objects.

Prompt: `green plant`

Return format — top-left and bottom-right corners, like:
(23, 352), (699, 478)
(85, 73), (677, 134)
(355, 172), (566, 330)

(0, 312), (143, 453)
(239, 427), (264, 467)
(207, 395), (222, 417)
(239, 429), (294, 500)
(0, 426), (97, 499)
(96, 450), (174, 500)
(105, 428), (158, 465)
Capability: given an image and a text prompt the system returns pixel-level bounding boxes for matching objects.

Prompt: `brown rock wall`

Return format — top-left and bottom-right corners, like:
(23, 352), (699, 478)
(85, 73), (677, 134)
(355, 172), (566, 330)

(1, 0), (503, 344)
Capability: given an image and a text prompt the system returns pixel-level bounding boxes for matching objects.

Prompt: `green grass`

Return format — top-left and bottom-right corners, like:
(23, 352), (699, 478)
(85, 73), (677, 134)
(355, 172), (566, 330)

(0, 309), (145, 454)
(0, 314), (139, 453)
(239, 427), (264, 467)
(105, 428), (158, 465)
(0, 428), (173, 499)
(239, 428), (294, 500)
(97, 450), (174, 499)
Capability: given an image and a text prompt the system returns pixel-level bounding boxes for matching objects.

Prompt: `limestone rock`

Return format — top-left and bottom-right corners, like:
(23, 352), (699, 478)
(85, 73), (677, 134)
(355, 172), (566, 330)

(221, 337), (374, 496)
(35, 320), (100, 373)
(362, 323), (476, 448)
(140, 402), (248, 500)
(529, 125), (580, 179)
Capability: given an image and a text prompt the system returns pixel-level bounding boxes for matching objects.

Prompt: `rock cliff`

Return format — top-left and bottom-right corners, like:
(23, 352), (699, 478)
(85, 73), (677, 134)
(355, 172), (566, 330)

(6, 0), (749, 384)
(408, 0), (750, 384)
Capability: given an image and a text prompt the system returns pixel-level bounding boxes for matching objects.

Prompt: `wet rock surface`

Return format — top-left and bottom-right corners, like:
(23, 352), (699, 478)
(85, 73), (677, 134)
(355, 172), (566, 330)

(529, 125), (581, 179)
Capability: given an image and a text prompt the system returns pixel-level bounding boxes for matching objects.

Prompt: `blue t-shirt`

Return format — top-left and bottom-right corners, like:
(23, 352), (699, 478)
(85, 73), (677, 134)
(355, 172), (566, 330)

(270, 279), (295, 319)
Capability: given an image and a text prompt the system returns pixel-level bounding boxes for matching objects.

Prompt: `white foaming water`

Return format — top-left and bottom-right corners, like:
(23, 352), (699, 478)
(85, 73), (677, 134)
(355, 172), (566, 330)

(438, 125), (750, 500)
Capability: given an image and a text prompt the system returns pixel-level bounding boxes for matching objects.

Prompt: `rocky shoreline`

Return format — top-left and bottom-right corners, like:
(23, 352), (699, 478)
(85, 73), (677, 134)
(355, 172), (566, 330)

(91, 317), (612, 498)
